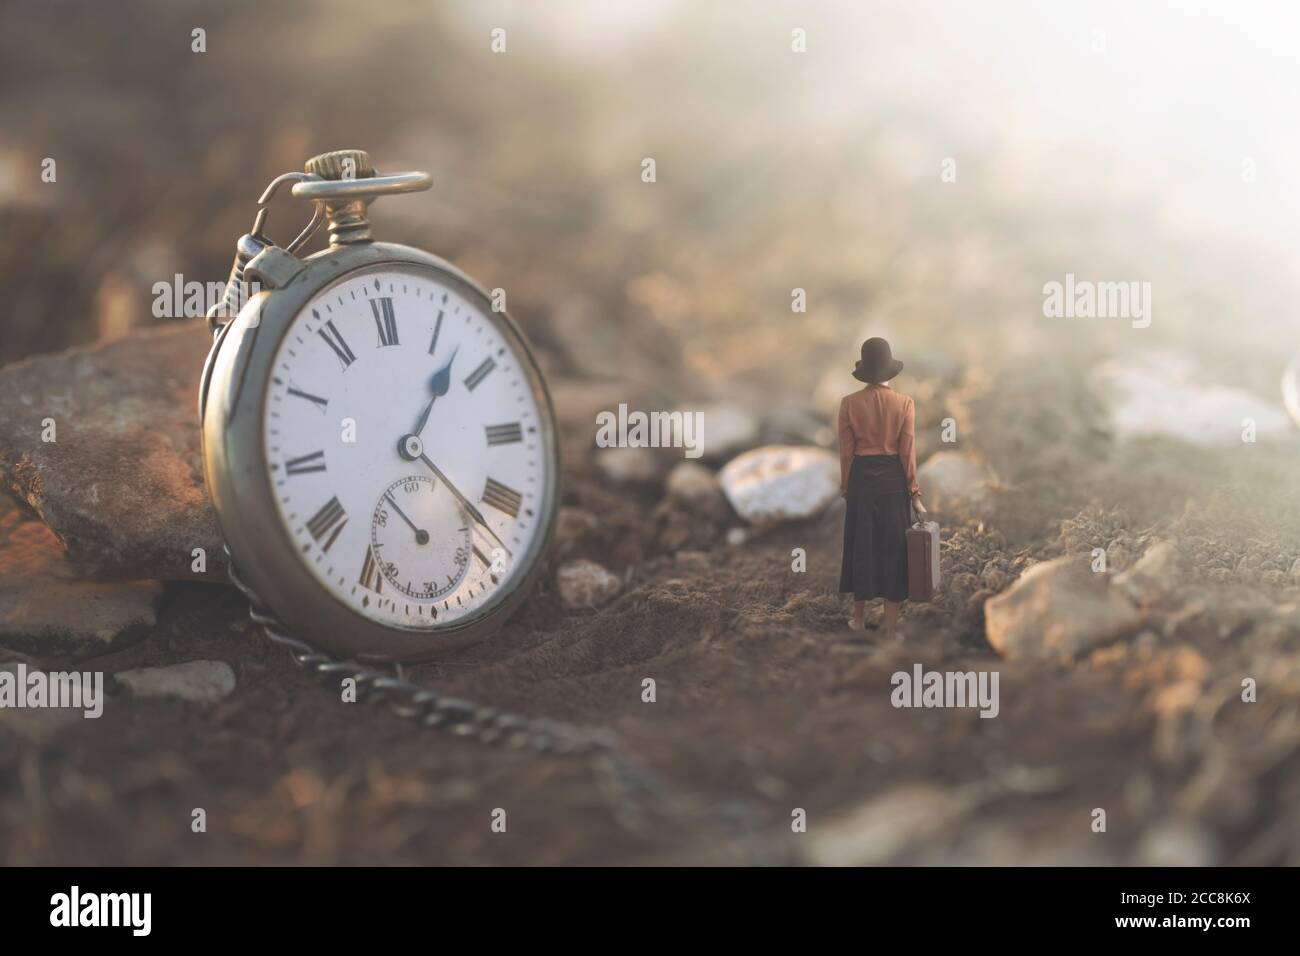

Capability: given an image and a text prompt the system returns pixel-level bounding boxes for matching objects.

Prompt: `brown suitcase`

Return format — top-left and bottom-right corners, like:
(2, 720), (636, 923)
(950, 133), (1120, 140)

(906, 519), (940, 603)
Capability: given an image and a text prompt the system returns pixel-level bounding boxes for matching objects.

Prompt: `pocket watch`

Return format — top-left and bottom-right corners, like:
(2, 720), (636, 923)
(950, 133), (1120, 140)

(200, 150), (560, 663)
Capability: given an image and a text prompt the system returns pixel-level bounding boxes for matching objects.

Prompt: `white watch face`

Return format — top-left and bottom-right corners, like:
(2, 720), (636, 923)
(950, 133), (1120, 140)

(260, 264), (553, 631)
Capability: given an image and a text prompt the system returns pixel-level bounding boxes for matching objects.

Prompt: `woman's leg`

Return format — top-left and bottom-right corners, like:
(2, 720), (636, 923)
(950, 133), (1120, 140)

(850, 599), (866, 630)
(882, 599), (902, 639)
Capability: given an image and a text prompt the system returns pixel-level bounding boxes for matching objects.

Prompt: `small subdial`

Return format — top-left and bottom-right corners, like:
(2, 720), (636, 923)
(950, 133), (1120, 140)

(370, 475), (471, 600)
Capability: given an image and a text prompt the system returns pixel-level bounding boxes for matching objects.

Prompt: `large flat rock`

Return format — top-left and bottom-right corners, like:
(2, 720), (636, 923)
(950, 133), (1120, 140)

(0, 323), (224, 581)
(0, 496), (160, 659)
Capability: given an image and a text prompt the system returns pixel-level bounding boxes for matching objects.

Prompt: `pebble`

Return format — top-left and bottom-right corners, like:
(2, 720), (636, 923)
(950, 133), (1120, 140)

(116, 660), (236, 704)
(556, 559), (622, 609)
(1114, 541), (1180, 607)
(595, 446), (661, 484)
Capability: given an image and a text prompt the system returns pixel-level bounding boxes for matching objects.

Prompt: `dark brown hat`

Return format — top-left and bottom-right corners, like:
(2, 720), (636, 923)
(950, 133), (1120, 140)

(852, 337), (904, 384)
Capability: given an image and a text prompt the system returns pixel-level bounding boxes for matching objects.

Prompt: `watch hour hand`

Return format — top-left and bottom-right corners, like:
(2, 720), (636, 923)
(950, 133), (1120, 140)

(412, 345), (459, 437)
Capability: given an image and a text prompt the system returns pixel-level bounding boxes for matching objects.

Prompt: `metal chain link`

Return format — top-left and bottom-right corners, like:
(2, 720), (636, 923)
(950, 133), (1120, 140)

(222, 548), (745, 843)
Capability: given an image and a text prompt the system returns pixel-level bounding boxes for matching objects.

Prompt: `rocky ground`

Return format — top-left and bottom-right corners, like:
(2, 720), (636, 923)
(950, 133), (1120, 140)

(2, 322), (1300, 866)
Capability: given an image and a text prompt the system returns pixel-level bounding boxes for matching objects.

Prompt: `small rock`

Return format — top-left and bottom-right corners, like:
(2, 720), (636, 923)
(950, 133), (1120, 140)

(984, 556), (1142, 661)
(116, 659), (236, 704)
(1135, 818), (1219, 867)
(718, 445), (839, 526)
(0, 324), (223, 581)
(696, 403), (760, 460)
(556, 559), (622, 609)
(804, 784), (977, 866)
(595, 446), (661, 484)
(725, 527), (748, 547)
(673, 550), (711, 572)
(0, 496), (160, 658)
(916, 451), (993, 513)
(664, 461), (722, 506)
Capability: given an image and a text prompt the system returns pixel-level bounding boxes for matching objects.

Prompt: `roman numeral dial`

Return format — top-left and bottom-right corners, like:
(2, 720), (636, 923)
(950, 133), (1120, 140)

(263, 269), (553, 633)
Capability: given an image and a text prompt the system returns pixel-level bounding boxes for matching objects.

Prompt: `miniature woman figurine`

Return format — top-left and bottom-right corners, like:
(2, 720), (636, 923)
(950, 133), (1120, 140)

(838, 337), (927, 638)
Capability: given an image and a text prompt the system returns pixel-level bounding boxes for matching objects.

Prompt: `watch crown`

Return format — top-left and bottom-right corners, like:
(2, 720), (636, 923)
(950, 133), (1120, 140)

(304, 149), (376, 181)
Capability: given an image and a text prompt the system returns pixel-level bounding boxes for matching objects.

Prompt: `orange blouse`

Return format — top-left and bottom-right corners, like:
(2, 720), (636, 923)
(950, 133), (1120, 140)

(837, 384), (920, 496)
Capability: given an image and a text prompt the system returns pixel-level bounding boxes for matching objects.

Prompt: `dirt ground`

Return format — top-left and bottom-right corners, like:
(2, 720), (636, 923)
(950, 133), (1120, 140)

(3, 1), (1300, 865)
(4, 380), (1299, 865)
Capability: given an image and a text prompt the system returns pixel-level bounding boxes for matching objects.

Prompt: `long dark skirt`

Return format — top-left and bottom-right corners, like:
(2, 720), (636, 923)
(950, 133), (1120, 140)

(839, 454), (911, 602)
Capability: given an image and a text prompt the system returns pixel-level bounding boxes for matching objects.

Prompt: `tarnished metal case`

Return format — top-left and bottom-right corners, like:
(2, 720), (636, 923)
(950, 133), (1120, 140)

(201, 242), (560, 663)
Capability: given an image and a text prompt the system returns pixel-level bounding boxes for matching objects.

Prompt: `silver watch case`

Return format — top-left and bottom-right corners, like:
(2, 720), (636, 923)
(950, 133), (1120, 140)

(201, 241), (560, 663)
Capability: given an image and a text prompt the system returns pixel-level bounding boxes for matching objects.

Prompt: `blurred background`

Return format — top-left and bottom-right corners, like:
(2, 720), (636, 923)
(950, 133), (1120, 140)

(3, 0), (1300, 865)
(5, 0), (1300, 401)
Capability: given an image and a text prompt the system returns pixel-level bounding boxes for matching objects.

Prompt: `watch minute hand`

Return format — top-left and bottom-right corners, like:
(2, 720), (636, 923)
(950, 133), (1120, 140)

(416, 451), (513, 557)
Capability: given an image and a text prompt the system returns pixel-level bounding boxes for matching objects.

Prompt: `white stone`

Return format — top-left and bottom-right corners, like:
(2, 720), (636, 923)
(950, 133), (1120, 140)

(595, 446), (660, 484)
(984, 556), (1141, 661)
(116, 660), (236, 704)
(557, 559), (622, 609)
(718, 445), (840, 526)
(1092, 350), (1291, 447)
(1114, 541), (1180, 606)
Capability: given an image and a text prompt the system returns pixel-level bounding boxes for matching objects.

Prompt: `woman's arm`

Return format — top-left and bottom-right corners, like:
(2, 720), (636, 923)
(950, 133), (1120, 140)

(898, 396), (921, 498)
(837, 397), (854, 495)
